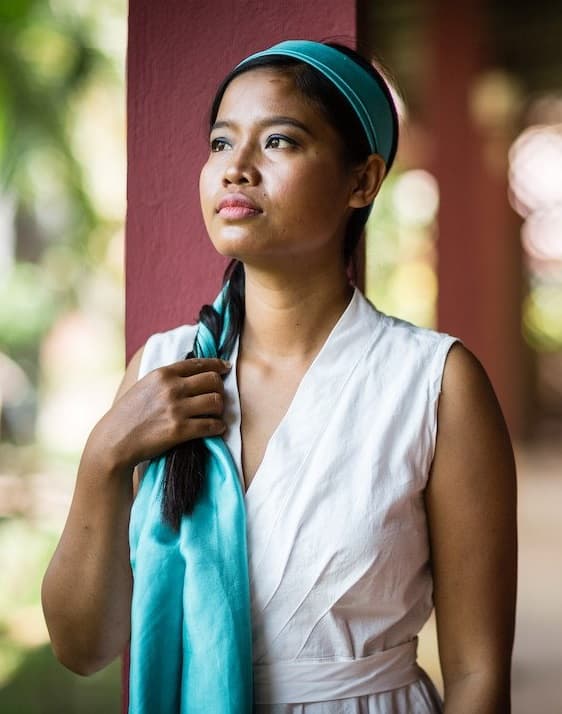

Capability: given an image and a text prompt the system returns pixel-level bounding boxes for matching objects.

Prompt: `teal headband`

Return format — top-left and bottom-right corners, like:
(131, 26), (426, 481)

(234, 39), (397, 167)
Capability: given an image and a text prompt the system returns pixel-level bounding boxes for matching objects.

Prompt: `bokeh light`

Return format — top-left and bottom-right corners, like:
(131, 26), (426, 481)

(521, 207), (562, 262)
(366, 168), (439, 329)
(508, 124), (562, 217)
(508, 102), (562, 351)
(392, 170), (439, 227)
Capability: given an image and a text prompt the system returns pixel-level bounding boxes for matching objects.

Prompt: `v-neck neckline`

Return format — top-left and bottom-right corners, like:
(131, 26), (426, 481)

(223, 285), (360, 500)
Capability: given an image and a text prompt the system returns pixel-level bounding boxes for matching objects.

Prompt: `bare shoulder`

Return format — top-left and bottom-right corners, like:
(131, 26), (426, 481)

(434, 341), (514, 465)
(431, 336), (515, 492)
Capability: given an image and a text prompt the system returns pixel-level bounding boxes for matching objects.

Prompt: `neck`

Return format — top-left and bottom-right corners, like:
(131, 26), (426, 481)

(239, 264), (354, 367)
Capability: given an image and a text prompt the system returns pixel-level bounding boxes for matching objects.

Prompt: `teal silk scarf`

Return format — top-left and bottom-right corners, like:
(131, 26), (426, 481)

(128, 286), (253, 713)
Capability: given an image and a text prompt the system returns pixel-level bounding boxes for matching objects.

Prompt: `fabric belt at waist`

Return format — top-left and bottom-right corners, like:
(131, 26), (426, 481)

(253, 638), (422, 704)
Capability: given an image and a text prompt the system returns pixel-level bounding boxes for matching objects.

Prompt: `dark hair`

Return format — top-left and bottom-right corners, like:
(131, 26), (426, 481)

(161, 42), (399, 529)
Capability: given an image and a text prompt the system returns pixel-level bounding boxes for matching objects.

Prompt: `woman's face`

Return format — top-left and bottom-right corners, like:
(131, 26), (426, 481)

(199, 67), (359, 270)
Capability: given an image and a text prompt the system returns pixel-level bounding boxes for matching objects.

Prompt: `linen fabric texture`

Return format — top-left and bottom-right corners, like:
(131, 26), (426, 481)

(131, 286), (459, 712)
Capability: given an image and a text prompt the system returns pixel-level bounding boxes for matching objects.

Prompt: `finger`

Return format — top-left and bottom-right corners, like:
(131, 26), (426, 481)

(168, 358), (231, 377)
(185, 392), (224, 418)
(185, 417), (227, 440)
(180, 371), (226, 398)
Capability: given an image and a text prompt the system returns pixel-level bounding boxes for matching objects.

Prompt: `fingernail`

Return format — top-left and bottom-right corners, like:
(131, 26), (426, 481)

(221, 360), (232, 369)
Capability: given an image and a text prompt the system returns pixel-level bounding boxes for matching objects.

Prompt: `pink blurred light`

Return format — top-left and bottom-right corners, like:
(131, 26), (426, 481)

(508, 124), (562, 218)
(521, 208), (562, 261)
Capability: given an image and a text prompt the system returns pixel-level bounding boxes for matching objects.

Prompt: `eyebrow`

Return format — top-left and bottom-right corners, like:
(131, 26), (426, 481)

(211, 116), (313, 136)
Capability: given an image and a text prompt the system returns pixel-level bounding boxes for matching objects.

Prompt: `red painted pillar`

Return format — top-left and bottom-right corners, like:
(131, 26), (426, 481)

(124, 2), (358, 708)
(428, 0), (527, 437)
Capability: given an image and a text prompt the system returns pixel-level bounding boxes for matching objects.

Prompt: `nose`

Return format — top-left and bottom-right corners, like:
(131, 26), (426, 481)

(222, 144), (260, 187)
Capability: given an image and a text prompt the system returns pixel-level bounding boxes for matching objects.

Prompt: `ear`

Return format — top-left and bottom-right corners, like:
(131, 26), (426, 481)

(348, 154), (387, 209)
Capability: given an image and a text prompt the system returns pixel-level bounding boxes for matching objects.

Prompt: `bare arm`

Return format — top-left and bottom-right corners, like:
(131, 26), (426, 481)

(41, 346), (230, 675)
(426, 343), (517, 713)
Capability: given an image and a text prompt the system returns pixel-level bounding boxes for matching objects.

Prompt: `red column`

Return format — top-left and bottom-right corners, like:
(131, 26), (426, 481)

(126, 1), (357, 362)
(124, 3), (358, 708)
(428, 0), (527, 437)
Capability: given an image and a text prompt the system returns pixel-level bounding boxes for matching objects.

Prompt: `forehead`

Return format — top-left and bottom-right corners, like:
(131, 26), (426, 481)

(216, 67), (322, 125)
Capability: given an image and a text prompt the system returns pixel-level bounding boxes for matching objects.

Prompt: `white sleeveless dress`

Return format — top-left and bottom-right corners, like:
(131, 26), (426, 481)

(137, 286), (460, 713)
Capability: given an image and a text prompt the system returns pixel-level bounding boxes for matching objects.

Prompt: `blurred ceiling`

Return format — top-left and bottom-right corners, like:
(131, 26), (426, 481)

(361, 1), (562, 114)
(489, 1), (562, 92)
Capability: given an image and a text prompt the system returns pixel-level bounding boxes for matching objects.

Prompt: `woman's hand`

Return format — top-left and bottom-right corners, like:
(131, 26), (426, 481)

(42, 349), (232, 676)
(91, 357), (232, 473)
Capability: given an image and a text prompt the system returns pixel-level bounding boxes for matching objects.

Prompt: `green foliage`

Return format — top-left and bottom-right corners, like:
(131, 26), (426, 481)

(0, 643), (120, 713)
(0, 262), (59, 352)
(0, 2), (125, 708)
(0, 517), (120, 712)
(0, 0), (39, 24)
(0, 0), (125, 365)
(0, 0), (117, 255)
(0, 518), (58, 618)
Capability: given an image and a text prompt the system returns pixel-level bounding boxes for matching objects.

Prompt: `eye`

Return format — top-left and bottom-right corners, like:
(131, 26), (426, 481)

(265, 134), (296, 149)
(210, 137), (231, 152)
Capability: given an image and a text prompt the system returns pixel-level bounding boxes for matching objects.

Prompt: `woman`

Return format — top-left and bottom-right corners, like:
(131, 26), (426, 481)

(42, 40), (517, 713)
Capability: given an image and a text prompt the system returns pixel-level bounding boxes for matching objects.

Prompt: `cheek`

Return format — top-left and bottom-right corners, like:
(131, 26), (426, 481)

(199, 159), (222, 209)
(275, 162), (349, 221)
(198, 163), (211, 212)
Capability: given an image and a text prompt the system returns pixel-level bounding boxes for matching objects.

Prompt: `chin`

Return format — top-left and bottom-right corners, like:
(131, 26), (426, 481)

(209, 234), (244, 258)
(209, 229), (265, 260)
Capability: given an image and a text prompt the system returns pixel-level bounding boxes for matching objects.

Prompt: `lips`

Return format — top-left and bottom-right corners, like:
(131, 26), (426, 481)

(217, 193), (262, 218)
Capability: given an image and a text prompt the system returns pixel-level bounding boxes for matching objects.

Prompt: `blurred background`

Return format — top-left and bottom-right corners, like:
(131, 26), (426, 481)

(0, 0), (125, 710)
(0, 1), (560, 712)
